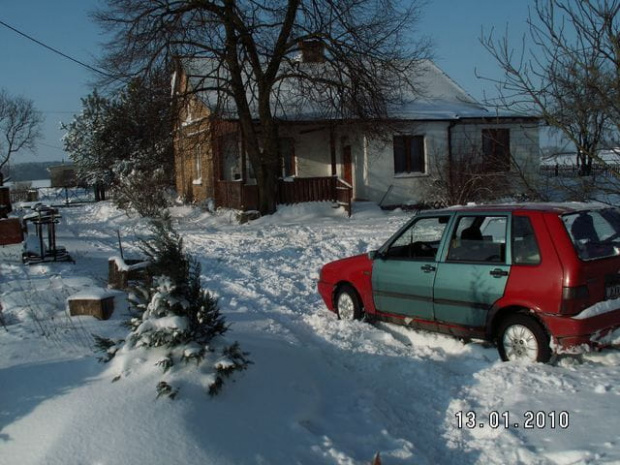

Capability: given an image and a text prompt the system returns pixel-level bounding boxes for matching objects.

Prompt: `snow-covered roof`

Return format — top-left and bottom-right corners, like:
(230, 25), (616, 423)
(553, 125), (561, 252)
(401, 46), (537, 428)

(179, 58), (534, 122)
(541, 149), (620, 166)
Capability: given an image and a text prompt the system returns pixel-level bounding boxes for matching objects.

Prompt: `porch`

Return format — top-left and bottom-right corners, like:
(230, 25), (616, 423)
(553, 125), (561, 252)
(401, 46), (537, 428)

(215, 176), (353, 216)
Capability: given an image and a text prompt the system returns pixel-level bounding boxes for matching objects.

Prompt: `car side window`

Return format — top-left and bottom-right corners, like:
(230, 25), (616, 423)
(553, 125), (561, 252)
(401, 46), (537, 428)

(447, 215), (507, 263)
(384, 216), (448, 260)
(512, 216), (541, 265)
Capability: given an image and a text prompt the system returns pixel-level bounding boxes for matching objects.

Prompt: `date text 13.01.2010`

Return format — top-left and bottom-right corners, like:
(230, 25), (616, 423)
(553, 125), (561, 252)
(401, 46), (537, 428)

(455, 411), (569, 430)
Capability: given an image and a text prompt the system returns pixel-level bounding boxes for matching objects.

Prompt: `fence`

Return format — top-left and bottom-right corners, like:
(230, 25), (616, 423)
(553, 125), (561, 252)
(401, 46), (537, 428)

(215, 176), (353, 215)
(278, 176), (352, 216)
(215, 181), (259, 211)
(9, 186), (96, 206)
(540, 164), (620, 178)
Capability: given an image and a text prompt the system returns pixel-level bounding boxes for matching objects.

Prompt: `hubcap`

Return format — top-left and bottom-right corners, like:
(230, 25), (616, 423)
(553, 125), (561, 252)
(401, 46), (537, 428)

(503, 324), (539, 361)
(337, 292), (355, 320)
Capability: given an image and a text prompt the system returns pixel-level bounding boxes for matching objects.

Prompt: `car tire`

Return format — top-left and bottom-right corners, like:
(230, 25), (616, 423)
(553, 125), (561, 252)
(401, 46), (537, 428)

(335, 284), (363, 321)
(497, 314), (551, 363)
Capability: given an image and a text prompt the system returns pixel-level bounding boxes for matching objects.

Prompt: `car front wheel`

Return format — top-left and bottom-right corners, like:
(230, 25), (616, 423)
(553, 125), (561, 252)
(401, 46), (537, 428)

(335, 284), (363, 321)
(497, 314), (551, 363)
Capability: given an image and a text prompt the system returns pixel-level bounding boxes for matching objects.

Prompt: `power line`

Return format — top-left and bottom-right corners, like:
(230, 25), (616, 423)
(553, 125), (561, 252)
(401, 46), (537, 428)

(0, 17), (113, 78)
(39, 142), (66, 152)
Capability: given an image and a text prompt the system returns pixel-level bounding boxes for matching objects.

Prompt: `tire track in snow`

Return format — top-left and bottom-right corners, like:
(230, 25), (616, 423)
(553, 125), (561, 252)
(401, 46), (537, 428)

(180, 213), (498, 464)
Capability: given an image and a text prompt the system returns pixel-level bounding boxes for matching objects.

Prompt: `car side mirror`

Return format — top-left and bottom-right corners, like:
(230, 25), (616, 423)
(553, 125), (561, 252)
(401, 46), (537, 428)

(368, 250), (382, 260)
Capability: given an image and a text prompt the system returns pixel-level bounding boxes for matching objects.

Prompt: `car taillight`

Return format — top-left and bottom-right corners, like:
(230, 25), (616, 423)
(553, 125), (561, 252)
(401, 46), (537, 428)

(561, 285), (590, 315)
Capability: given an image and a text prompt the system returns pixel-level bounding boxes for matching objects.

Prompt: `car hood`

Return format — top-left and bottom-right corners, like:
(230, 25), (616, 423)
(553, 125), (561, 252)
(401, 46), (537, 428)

(320, 253), (372, 282)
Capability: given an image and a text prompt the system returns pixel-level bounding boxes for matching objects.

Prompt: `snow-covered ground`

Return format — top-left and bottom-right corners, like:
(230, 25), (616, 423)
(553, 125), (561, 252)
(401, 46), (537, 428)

(2, 200), (620, 465)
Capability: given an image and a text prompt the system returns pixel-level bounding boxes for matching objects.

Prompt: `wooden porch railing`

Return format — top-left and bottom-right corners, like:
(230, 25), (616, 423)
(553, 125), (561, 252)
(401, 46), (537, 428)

(216, 176), (352, 216)
(215, 181), (259, 211)
(278, 176), (352, 216)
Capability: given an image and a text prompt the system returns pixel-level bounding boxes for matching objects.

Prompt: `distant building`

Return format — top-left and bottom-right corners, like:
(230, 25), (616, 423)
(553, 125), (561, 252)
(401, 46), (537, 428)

(48, 164), (82, 188)
(541, 149), (620, 177)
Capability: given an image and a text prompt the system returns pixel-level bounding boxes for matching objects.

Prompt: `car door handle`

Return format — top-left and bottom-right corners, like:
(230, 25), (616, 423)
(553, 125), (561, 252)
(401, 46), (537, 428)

(490, 268), (509, 278)
(421, 264), (436, 273)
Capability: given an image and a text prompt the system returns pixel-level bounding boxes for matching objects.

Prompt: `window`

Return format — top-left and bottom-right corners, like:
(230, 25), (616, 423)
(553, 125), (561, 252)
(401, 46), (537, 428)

(447, 215), (507, 262)
(563, 208), (620, 261)
(383, 216), (449, 260)
(482, 128), (510, 172)
(512, 216), (541, 265)
(393, 135), (425, 175)
(219, 134), (241, 181)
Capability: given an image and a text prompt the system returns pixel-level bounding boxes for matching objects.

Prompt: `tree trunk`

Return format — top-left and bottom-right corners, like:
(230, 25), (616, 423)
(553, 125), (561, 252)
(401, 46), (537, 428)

(256, 162), (278, 215)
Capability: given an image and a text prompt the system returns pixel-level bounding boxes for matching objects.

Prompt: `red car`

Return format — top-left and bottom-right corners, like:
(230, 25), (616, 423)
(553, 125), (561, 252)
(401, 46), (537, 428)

(318, 203), (620, 362)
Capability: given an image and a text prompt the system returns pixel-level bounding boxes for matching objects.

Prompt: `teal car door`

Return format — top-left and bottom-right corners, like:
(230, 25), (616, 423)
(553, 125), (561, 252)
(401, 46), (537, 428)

(433, 214), (511, 328)
(372, 215), (451, 320)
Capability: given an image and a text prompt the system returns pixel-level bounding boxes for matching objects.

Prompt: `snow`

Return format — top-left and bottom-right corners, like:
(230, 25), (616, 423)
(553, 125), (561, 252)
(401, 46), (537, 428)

(109, 255), (150, 272)
(136, 315), (190, 334)
(66, 287), (119, 301)
(574, 297), (620, 320)
(542, 149), (620, 167)
(2, 201), (620, 464)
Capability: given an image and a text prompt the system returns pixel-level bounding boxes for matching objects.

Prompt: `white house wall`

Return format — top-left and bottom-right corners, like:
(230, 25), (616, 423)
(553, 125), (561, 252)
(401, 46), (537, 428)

(358, 121), (539, 206)
(282, 126), (333, 177)
(359, 122), (451, 206)
(280, 120), (539, 207)
(450, 121), (540, 188)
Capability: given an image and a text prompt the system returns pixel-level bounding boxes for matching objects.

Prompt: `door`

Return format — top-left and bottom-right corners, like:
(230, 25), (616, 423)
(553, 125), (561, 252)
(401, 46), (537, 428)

(433, 214), (511, 328)
(342, 145), (353, 185)
(372, 215), (451, 320)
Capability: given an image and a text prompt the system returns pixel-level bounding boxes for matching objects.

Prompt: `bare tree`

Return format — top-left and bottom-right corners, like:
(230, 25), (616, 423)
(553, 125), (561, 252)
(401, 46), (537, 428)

(0, 89), (43, 185)
(481, 0), (620, 178)
(93, 0), (431, 214)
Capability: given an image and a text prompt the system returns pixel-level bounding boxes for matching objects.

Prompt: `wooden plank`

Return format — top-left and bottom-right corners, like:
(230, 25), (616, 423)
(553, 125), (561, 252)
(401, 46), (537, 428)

(0, 218), (23, 245)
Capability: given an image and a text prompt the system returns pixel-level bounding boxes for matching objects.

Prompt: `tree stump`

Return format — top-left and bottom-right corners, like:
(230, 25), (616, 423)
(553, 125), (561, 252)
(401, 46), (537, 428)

(108, 256), (151, 290)
(67, 289), (117, 320)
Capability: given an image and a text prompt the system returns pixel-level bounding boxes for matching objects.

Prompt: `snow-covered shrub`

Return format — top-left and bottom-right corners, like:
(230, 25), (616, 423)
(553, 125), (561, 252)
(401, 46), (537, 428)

(112, 161), (174, 218)
(63, 73), (175, 218)
(95, 215), (250, 398)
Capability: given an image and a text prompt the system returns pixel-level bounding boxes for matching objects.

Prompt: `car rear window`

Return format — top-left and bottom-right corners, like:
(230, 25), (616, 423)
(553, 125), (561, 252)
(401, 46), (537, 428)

(562, 208), (620, 261)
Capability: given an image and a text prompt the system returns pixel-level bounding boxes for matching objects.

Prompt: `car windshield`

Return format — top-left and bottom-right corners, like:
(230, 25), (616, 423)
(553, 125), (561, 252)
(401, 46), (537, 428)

(562, 208), (620, 260)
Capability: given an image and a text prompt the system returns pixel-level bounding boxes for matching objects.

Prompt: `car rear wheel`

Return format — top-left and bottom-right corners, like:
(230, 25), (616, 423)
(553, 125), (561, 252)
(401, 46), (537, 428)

(335, 284), (363, 321)
(497, 314), (551, 363)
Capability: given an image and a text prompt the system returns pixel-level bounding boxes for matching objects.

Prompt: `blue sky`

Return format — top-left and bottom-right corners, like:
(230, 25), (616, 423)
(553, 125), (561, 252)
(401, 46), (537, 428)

(0, 0), (535, 164)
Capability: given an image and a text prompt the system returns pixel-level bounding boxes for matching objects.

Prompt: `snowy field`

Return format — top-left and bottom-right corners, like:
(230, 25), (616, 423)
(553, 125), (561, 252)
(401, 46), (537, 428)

(1, 200), (620, 465)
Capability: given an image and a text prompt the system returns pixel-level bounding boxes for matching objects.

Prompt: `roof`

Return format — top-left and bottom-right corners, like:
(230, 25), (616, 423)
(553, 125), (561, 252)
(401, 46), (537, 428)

(541, 149), (620, 166)
(387, 60), (490, 120)
(178, 58), (536, 123)
(427, 202), (613, 215)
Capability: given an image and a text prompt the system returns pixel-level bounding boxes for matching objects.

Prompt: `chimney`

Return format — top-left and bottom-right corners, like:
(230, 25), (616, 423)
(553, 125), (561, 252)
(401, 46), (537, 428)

(299, 40), (325, 63)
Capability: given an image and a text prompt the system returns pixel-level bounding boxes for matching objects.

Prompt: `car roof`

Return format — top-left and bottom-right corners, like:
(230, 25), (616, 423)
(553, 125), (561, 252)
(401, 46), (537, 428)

(422, 202), (613, 215)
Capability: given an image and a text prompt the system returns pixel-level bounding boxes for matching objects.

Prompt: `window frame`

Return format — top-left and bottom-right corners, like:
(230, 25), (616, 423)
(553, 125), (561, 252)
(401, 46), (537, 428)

(381, 215), (450, 261)
(446, 214), (508, 264)
(482, 128), (511, 172)
(393, 134), (426, 175)
(218, 133), (242, 181)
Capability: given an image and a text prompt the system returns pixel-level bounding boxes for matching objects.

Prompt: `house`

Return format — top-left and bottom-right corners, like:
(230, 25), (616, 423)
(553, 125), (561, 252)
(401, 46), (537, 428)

(48, 163), (82, 188)
(541, 149), (620, 177)
(172, 56), (540, 212)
